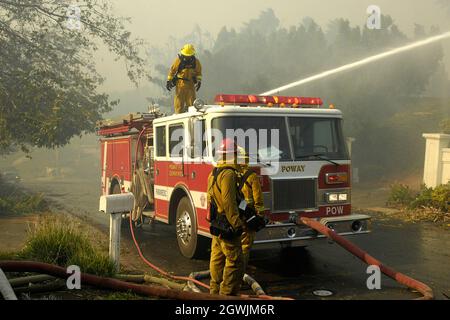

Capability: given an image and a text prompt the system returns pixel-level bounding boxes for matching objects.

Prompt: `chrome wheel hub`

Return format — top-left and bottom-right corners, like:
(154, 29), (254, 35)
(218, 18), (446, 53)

(176, 211), (192, 245)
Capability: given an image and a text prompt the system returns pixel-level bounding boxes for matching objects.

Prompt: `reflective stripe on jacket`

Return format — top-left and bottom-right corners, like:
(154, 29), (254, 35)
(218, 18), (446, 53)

(207, 163), (244, 231)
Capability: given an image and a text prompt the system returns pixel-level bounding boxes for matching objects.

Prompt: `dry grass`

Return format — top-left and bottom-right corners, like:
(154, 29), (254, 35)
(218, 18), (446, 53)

(386, 182), (449, 225)
(392, 207), (450, 224)
(20, 214), (116, 276)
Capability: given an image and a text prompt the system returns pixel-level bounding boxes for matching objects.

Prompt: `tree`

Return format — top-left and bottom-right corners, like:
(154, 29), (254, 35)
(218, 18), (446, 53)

(243, 8), (279, 36)
(0, 0), (149, 153)
(436, 0), (450, 15)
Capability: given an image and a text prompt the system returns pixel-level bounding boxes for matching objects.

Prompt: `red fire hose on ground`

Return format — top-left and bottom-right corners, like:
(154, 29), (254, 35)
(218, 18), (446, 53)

(299, 217), (434, 300)
(0, 260), (255, 300)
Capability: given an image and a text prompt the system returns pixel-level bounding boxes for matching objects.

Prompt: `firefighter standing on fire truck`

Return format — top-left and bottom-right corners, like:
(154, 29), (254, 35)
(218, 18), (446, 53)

(238, 147), (265, 272)
(166, 44), (202, 114)
(207, 139), (245, 296)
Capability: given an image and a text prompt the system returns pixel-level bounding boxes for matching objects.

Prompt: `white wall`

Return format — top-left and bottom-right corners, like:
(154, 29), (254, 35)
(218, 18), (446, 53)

(442, 148), (450, 186)
(423, 133), (450, 188)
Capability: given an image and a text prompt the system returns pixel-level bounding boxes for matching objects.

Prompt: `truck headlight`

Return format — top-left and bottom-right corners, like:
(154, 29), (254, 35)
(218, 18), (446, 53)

(326, 192), (348, 203)
(338, 193), (348, 201)
(326, 193), (338, 202)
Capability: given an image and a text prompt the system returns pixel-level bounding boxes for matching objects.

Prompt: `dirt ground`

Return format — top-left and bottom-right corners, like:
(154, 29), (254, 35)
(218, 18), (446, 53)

(0, 214), (39, 253)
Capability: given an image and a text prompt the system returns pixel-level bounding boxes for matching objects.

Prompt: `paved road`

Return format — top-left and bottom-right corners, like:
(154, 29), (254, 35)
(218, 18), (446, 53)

(21, 178), (450, 300)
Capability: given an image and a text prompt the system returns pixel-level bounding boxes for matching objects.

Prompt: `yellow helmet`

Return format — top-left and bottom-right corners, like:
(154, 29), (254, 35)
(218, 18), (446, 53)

(180, 44), (196, 57)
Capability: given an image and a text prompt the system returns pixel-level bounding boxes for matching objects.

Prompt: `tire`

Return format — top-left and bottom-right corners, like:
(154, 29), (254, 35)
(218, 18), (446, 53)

(111, 182), (121, 195)
(175, 197), (209, 259)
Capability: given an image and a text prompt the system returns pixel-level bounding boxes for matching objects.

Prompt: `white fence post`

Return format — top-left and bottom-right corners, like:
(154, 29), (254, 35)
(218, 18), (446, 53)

(346, 137), (359, 183)
(423, 133), (450, 188)
(346, 137), (355, 157)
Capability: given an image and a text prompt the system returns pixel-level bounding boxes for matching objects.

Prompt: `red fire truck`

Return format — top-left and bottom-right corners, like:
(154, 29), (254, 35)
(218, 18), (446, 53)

(97, 94), (371, 258)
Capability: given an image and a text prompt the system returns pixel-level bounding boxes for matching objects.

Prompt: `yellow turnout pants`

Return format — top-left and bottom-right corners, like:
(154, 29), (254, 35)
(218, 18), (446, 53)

(174, 84), (196, 114)
(209, 235), (244, 296)
(241, 229), (255, 272)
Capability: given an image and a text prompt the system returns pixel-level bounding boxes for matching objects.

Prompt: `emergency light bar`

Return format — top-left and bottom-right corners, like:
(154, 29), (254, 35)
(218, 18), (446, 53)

(214, 94), (323, 107)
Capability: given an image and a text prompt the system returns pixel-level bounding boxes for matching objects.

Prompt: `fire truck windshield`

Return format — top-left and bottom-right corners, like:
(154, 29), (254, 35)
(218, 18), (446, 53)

(212, 116), (349, 162)
(211, 116), (291, 161)
(288, 117), (349, 160)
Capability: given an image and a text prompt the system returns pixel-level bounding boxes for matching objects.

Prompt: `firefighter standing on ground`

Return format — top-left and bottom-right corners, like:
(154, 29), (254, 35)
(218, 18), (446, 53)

(238, 147), (265, 272)
(166, 44), (202, 114)
(207, 139), (245, 296)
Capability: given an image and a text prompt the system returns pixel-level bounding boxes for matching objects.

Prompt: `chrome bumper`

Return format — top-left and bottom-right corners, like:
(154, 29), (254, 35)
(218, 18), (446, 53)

(254, 214), (371, 245)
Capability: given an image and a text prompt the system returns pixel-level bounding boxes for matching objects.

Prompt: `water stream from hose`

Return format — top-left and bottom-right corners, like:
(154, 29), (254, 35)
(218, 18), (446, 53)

(261, 31), (450, 96)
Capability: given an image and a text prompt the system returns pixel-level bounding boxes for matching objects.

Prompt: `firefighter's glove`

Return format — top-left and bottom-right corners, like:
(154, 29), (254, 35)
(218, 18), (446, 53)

(195, 81), (201, 92)
(166, 80), (173, 91)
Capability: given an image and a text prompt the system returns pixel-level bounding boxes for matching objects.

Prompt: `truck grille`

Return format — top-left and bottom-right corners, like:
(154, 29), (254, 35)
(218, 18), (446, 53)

(271, 178), (317, 212)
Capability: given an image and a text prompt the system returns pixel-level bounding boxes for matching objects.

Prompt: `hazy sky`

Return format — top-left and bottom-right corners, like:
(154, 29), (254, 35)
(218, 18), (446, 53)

(95, 0), (450, 92)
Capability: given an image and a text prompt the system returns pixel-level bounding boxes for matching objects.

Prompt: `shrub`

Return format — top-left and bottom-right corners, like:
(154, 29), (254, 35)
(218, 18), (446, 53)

(21, 216), (115, 276)
(409, 183), (449, 212)
(409, 184), (433, 209)
(387, 183), (415, 206)
(430, 183), (450, 212)
(0, 193), (48, 215)
(388, 182), (450, 216)
(0, 176), (48, 215)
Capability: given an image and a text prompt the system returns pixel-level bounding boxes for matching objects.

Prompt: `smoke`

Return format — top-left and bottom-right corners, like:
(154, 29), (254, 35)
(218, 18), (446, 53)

(262, 31), (450, 95)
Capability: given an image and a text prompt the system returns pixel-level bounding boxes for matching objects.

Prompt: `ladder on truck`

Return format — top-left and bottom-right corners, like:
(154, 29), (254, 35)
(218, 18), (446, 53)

(97, 110), (163, 224)
(96, 111), (161, 137)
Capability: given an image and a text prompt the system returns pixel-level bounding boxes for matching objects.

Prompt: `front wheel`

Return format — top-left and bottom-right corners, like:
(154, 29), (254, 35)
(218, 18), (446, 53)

(111, 182), (121, 195)
(176, 197), (209, 259)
